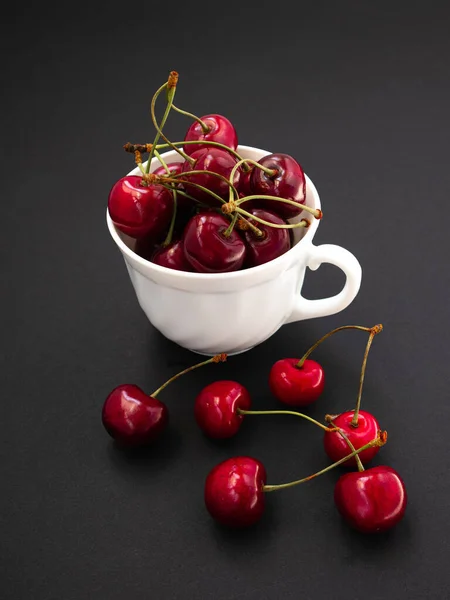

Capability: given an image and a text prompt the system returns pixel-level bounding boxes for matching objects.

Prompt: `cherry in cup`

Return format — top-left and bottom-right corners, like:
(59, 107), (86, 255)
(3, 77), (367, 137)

(102, 354), (227, 447)
(243, 208), (291, 268)
(183, 113), (238, 157)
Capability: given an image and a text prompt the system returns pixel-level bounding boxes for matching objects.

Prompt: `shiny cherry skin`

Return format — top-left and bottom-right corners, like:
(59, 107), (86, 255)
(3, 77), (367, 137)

(323, 410), (381, 467)
(108, 176), (173, 239)
(102, 384), (168, 446)
(194, 381), (251, 439)
(204, 456), (267, 527)
(182, 148), (241, 205)
(153, 162), (193, 211)
(269, 358), (325, 406)
(334, 466), (407, 533)
(243, 208), (291, 268)
(237, 166), (254, 198)
(151, 240), (192, 272)
(183, 114), (238, 157)
(183, 212), (246, 273)
(251, 153), (306, 219)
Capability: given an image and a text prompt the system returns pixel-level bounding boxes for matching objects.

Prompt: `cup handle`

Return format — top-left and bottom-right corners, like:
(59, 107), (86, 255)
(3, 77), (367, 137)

(286, 244), (362, 323)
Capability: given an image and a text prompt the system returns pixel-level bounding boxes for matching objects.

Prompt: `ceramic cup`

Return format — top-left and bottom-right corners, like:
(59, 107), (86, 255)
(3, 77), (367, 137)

(106, 145), (362, 355)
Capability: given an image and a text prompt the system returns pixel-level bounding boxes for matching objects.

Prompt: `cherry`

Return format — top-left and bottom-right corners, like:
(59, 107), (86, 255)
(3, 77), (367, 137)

(194, 381), (251, 439)
(183, 114), (238, 157)
(324, 410), (381, 467)
(237, 165), (254, 199)
(151, 240), (192, 272)
(269, 358), (324, 406)
(243, 208), (291, 268)
(153, 162), (194, 212)
(334, 466), (407, 533)
(181, 148), (241, 206)
(183, 212), (246, 273)
(250, 153), (306, 219)
(102, 384), (168, 446)
(102, 354), (227, 447)
(204, 456), (266, 527)
(108, 175), (173, 239)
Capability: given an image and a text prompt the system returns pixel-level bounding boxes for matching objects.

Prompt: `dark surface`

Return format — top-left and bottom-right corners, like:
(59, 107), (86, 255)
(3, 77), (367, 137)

(2, 2), (450, 599)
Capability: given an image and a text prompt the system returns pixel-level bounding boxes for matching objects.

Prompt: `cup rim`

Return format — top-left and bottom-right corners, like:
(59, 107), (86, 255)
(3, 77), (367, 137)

(106, 145), (322, 281)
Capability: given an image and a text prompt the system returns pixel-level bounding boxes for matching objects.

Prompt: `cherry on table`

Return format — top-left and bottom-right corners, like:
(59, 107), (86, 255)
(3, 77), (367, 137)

(334, 465), (407, 533)
(183, 114), (238, 157)
(243, 208), (291, 268)
(183, 212), (246, 273)
(195, 380), (251, 439)
(251, 153), (306, 219)
(324, 410), (381, 467)
(204, 456), (267, 527)
(108, 175), (173, 239)
(269, 358), (325, 406)
(182, 148), (241, 205)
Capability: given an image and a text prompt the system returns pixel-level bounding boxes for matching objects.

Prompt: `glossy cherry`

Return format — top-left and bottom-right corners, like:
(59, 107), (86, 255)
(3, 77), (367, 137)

(183, 114), (238, 157)
(195, 381), (251, 439)
(237, 166), (254, 198)
(204, 457), (267, 527)
(151, 240), (192, 271)
(243, 208), (291, 268)
(269, 358), (325, 406)
(102, 384), (168, 446)
(334, 466), (407, 533)
(183, 212), (246, 273)
(251, 153), (306, 219)
(182, 148), (241, 205)
(324, 410), (381, 467)
(108, 175), (173, 239)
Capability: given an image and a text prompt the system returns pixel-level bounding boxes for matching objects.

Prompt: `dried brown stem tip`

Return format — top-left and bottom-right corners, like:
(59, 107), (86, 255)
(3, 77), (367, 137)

(167, 71), (179, 89)
(371, 324), (383, 335)
(377, 430), (388, 446)
(236, 219), (250, 231)
(221, 201), (237, 215)
(141, 173), (159, 185)
(212, 353), (227, 363)
(134, 151), (142, 165)
(123, 142), (153, 153)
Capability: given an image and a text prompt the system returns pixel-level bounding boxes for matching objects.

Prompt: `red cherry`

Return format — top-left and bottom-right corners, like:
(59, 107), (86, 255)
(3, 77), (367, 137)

(151, 240), (192, 272)
(243, 208), (291, 267)
(183, 114), (238, 157)
(323, 410), (381, 467)
(204, 456), (266, 527)
(182, 148), (241, 206)
(108, 176), (173, 239)
(183, 212), (246, 273)
(334, 466), (407, 533)
(194, 381), (251, 439)
(268, 358), (325, 406)
(251, 153), (306, 219)
(237, 166), (254, 198)
(153, 162), (193, 211)
(102, 384), (168, 446)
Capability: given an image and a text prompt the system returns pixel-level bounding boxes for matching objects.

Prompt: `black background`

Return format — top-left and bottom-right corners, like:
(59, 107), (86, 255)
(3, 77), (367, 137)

(2, 2), (450, 599)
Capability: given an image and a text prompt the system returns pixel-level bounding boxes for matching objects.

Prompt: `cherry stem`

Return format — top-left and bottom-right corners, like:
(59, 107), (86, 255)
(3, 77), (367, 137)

(172, 169), (240, 200)
(351, 324), (383, 427)
(296, 324), (382, 368)
(162, 188), (177, 247)
(171, 104), (210, 133)
(237, 195), (322, 220)
(156, 140), (244, 163)
(161, 176), (228, 206)
(237, 409), (338, 433)
(146, 76), (178, 173)
(325, 415), (365, 472)
(148, 76), (194, 170)
(263, 431), (387, 492)
(232, 206), (310, 230)
(223, 213), (239, 237)
(154, 149), (170, 174)
(150, 354), (227, 398)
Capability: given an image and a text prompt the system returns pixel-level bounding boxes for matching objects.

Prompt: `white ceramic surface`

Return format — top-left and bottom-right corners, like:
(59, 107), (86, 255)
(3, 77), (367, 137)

(106, 145), (362, 355)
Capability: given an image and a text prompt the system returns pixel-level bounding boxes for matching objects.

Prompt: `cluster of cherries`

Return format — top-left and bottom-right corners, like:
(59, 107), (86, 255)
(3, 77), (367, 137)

(107, 71), (322, 273)
(102, 323), (407, 535)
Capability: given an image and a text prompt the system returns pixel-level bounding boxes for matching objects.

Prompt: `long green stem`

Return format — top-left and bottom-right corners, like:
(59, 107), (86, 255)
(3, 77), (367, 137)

(156, 140), (244, 163)
(325, 415), (364, 472)
(238, 409), (337, 433)
(263, 432), (387, 492)
(296, 325), (378, 368)
(162, 189), (177, 247)
(171, 104), (209, 132)
(154, 149), (170, 174)
(146, 82), (177, 173)
(351, 327), (381, 427)
(237, 195), (322, 220)
(234, 206), (310, 230)
(151, 354), (227, 398)
(173, 170), (239, 200)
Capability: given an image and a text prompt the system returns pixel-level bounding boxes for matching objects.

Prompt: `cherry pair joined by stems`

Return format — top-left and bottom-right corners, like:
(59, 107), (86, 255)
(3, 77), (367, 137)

(101, 354), (227, 446)
(204, 430), (406, 533)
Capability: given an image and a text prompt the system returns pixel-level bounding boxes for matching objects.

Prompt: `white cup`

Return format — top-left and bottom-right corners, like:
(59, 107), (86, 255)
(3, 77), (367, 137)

(106, 145), (362, 355)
